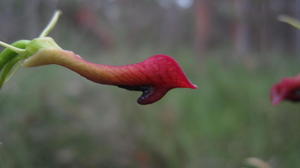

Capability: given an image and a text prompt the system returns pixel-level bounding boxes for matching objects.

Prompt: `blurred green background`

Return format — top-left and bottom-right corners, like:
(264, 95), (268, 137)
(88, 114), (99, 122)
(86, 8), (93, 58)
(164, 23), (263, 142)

(1, 0), (300, 168)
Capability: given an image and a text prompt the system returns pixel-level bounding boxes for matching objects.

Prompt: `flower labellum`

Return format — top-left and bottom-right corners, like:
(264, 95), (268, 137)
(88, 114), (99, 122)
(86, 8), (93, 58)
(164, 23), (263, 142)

(24, 49), (198, 105)
(271, 75), (300, 105)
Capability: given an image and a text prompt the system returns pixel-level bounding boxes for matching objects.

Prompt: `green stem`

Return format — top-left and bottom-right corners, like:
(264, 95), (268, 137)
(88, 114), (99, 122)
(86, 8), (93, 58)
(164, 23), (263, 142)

(39, 10), (62, 37)
(0, 41), (25, 53)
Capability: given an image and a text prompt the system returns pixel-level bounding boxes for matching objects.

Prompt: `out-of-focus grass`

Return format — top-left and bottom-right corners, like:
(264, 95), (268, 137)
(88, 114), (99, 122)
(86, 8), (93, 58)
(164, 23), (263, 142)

(1, 40), (300, 168)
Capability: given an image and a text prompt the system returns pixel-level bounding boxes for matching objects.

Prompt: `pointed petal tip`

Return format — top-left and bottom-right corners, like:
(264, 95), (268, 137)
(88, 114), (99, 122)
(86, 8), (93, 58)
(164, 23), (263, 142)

(190, 83), (198, 89)
(178, 81), (198, 90)
(182, 81), (198, 89)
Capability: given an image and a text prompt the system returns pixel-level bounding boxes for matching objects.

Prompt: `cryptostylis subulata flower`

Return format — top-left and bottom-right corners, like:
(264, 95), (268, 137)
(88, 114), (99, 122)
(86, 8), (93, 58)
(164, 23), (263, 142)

(0, 11), (197, 105)
(271, 75), (300, 105)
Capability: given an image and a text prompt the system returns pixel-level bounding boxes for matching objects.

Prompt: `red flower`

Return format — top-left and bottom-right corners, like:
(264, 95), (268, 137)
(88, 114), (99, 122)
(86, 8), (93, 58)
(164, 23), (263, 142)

(24, 49), (197, 105)
(271, 75), (300, 105)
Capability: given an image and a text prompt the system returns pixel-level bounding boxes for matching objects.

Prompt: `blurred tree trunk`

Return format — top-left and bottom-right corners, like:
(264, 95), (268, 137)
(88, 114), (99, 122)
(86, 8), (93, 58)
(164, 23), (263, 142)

(194, 0), (212, 54)
(160, 3), (182, 48)
(0, 0), (17, 41)
(74, 6), (115, 49)
(24, 0), (40, 38)
(257, 1), (270, 53)
(233, 0), (252, 56)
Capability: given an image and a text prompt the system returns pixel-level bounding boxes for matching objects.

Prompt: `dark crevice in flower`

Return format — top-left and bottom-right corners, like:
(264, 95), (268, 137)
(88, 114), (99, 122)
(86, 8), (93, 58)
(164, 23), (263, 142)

(118, 85), (170, 104)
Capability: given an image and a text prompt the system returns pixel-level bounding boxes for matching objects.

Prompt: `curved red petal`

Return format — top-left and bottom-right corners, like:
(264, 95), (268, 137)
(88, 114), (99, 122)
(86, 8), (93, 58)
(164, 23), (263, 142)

(134, 54), (197, 89)
(111, 54), (198, 104)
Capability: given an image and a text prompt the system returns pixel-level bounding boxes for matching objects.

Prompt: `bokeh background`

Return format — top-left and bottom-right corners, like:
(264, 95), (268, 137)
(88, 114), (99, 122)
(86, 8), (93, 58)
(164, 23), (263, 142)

(0, 0), (300, 168)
